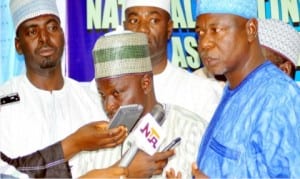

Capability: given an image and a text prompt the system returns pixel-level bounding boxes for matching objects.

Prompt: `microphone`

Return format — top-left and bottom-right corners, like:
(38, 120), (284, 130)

(150, 104), (165, 125)
(118, 104), (165, 167)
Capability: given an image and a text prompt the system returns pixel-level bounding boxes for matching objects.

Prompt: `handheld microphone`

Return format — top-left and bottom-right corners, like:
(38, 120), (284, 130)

(118, 104), (165, 167)
(150, 104), (165, 125)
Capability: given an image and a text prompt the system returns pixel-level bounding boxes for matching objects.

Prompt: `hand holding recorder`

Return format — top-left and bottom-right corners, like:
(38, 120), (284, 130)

(62, 121), (128, 160)
(108, 104), (144, 132)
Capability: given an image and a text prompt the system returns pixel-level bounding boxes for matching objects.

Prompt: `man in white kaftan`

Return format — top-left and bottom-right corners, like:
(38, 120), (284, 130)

(0, 0), (119, 177)
(123, 0), (223, 122)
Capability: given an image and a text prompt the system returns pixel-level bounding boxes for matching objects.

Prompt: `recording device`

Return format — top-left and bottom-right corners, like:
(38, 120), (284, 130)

(161, 137), (181, 152)
(0, 93), (20, 106)
(118, 103), (165, 167)
(108, 104), (143, 132)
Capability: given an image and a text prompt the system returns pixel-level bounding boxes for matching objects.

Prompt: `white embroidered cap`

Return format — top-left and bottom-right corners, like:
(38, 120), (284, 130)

(258, 18), (300, 66)
(125, 0), (170, 14)
(10, 0), (59, 30)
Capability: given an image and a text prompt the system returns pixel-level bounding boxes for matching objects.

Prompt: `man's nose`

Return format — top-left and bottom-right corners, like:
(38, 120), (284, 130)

(104, 97), (118, 118)
(199, 34), (214, 51)
(137, 21), (150, 34)
(38, 29), (49, 43)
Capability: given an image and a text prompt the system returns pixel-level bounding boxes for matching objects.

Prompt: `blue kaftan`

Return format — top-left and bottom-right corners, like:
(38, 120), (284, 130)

(197, 61), (300, 178)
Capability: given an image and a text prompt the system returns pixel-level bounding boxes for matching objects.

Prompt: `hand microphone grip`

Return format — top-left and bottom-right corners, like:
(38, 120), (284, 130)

(118, 104), (165, 167)
(119, 145), (139, 167)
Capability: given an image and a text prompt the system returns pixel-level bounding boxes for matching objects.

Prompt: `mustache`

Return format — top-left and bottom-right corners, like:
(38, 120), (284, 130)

(200, 53), (217, 60)
(36, 40), (56, 51)
(37, 44), (54, 51)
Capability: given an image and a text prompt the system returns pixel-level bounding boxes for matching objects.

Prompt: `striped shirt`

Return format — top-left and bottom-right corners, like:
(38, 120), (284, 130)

(72, 104), (207, 178)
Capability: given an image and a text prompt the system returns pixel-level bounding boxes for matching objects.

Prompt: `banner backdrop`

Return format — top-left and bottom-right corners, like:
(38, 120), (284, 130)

(67, 0), (300, 82)
(1, 0), (299, 85)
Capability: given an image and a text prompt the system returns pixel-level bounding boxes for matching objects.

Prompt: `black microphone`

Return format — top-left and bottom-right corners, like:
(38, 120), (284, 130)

(118, 103), (165, 167)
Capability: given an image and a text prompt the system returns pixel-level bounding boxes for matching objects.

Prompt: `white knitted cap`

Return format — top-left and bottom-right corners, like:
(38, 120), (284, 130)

(258, 19), (300, 66)
(125, 0), (170, 14)
(10, 0), (59, 30)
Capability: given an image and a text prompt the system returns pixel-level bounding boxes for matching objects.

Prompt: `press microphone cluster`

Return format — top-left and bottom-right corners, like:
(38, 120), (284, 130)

(119, 104), (165, 167)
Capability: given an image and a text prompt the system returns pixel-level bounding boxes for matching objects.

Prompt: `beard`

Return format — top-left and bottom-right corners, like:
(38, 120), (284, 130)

(40, 57), (57, 69)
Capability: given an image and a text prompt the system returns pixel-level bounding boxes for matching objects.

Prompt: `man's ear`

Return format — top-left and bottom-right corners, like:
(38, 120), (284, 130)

(141, 73), (153, 94)
(279, 60), (293, 77)
(246, 18), (258, 42)
(15, 37), (23, 54)
(167, 19), (173, 39)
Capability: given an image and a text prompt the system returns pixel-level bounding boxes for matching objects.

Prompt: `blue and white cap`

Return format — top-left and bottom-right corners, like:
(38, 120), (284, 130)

(10, 0), (59, 30)
(196, 0), (257, 19)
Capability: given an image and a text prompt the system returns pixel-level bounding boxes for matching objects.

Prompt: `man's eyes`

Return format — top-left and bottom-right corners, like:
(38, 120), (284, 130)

(212, 27), (222, 33)
(27, 29), (37, 36)
(48, 24), (59, 31)
(150, 18), (159, 24)
(127, 17), (159, 24)
(112, 90), (120, 97)
(128, 18), (138, 24)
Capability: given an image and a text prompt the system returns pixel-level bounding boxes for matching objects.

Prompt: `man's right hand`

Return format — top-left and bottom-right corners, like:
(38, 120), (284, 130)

(191, 162), (208, 179)
(126, 149), (175, 178)
(62, 121), (128, 160)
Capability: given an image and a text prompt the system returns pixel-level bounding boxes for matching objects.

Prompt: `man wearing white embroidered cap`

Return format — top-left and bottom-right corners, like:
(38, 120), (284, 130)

(1, 0), (129, 177)
(9, 0), (60, 30)
(258, 18), (300, 78)
(123, 0), (223, 123)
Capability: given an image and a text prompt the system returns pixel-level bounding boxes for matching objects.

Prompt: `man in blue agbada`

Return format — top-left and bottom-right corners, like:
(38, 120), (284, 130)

(188, 0), (300, 178)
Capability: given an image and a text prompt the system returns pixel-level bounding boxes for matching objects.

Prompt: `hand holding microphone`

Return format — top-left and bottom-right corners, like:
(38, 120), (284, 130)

(119, 104), (166, 167)
(125, 148), (175, 178)
(118, 104), (175, 178)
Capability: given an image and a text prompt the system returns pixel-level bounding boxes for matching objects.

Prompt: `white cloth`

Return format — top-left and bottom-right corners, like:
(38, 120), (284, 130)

(0, 75), (106, 177)
(0, 158), (29, 178)
(154, 61), (223, 122)
(73, 104), (207, 178)
(193, 67), (226, 87)
(258, 18), (300, 65)
(125, 0), (170, 14)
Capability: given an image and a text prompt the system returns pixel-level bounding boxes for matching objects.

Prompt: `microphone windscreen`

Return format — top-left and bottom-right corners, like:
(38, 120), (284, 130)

(150, 104), (165, 125)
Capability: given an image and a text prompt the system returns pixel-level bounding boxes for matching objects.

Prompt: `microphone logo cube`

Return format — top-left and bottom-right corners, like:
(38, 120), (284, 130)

(133, 113), (166, 155)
